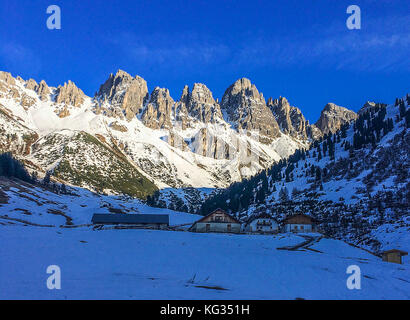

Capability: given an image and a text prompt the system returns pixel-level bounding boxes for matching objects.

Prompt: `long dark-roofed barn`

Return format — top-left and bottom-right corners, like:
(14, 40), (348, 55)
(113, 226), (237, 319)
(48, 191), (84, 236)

(91, 213), (169, 229)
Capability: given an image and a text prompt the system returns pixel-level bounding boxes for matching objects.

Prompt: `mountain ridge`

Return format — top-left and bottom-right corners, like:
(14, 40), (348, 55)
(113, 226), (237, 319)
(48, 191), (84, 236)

(0, 69), (360, 207)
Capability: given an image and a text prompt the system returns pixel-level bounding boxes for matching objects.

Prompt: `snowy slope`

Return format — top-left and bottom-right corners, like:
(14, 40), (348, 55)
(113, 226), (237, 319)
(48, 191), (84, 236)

(0, 72), (307, 197)
(1, 178), (408, 300)
(0, 177), (201, 227)
(0, 226), (409, 299)
(201, 97), (410, 254)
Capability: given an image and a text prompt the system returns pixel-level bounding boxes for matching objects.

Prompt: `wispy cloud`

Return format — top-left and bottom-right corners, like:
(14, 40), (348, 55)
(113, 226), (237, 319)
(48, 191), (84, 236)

(108, 14), (410, 73)
(234, 33), (410, 72)
(0, 43), (41, 73)
(233, 13), (410, 72)
(108, 32), (230, 68)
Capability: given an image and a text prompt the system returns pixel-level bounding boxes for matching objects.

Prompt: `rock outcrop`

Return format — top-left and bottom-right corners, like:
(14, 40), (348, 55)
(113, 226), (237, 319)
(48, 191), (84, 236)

(173, 85), (190, 130)
(306, 123), (323, 141)
(20, 94), (36, 108)
(25, 79), (38, 91)
(166, 130), (188, 151)
(55, 80), (85, 107)
(57, 106), (70, 118)
(315, 103), (357, 135)
(110, 121), (128, 132)
(220, 78), (280, 143)
(141, 87), (174, 129)
(34, 80), (51, 101)
(0, 71), (16, 86)
(268, 96), (308, 140)
(97, 70), (149, 121)
(187, 83), (223, 123)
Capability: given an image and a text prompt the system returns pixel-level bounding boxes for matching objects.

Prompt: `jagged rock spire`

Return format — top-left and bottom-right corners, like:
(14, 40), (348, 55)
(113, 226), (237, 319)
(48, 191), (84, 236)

(221, 78), (280, 143)
(55, 80), (85, 107)
(96, 69), (149, 121)
(268, 96), (308, 140)
(187, 83), (223, 123)
(141, 87), (175, 129)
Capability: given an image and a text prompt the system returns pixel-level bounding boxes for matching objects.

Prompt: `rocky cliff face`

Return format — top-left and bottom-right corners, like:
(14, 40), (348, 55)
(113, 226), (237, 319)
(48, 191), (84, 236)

(96, 70), (149, 121)
(24, 78), (51, 102)
(55, 80), (85, 107)
(268, 96), (308, 140)
(0, 71), (15, 86)
(315, 103), (357, 134)
(0, 68), (364, 206)
(306, 123), (323, 141)
(173, 86), (190, 130)
(0, 72), (16, 99)
(221, 78), (281, 143)
(25, 79), (37, 91)
(35, 80), (51, 101)
(187, 83), (223, 123)
(141, 87), (174, 129)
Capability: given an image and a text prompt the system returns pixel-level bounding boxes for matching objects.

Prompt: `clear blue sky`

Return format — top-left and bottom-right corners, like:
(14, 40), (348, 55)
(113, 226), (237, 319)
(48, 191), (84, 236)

(0, 0), (409, 122)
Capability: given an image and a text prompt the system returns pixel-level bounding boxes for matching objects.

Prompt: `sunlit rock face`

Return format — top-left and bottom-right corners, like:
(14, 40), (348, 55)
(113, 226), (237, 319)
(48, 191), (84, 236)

(315, 103), (357, 134)
(221, 78), (281, 143)
(96, 69), (149, 121)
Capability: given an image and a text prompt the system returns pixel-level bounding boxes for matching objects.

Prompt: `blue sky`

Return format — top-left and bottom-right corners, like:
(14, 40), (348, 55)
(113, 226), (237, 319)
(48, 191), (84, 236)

(0, 0), (409, 122)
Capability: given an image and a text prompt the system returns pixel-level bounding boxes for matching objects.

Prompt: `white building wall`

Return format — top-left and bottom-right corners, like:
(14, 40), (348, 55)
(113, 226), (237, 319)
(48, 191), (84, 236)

(246, 219), (278, 233)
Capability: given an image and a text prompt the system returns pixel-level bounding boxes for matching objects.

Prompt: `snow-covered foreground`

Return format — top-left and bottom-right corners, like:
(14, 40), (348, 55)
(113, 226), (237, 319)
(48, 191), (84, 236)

(0, 178), (201, 227)
(1, 226), (409, 300)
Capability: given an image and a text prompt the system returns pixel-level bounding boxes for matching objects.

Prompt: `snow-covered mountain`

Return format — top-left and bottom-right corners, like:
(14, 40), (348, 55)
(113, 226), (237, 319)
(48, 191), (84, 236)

(201, 96), (410, 254)
(1, 70), (409, 299)
(0, 69), (356, 207)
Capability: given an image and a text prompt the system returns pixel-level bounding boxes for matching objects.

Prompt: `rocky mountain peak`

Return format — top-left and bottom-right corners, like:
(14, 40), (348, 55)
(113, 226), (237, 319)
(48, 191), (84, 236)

(268, 96), (308, 140)
(224, 78), (264, 102)
(35, 80), (51, 101)
(180, 85), (190, 105)
(150, 87), (172, 101)
(141, 87), (175, 129)
(96, 70), (149, 121)
(315, 103), (357, 134)
(0, 71), (16, 86)
(114, 69), (133, 80)
(269, 96), (291, 114)
(55, 80), (85, 107)
(190, 83), (215, 103)
(173, 86), (190, 130)
(25, 79), (38, 91)
(186, 83), (223, 123)
(221, 78), (280, 143)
